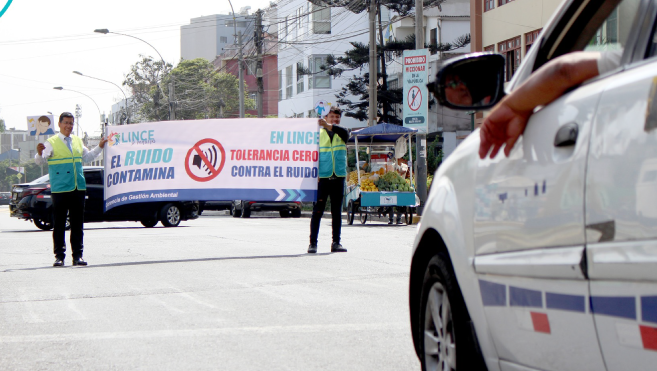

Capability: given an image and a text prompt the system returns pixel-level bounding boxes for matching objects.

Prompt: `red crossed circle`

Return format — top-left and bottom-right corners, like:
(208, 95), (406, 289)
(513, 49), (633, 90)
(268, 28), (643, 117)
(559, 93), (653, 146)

(184, 138), (226, 182)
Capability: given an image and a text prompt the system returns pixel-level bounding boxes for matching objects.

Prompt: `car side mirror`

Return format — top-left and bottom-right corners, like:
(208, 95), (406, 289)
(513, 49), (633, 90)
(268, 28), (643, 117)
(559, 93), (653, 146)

(428, 52), (505, 111)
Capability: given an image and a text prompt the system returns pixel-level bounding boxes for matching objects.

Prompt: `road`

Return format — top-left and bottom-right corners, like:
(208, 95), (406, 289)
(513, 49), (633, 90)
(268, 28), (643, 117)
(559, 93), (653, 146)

(0, 206), (420, 371)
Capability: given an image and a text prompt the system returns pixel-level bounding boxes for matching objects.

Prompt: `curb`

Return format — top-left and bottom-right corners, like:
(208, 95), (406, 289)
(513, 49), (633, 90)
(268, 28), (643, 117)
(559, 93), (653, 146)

(201, 209), (421, 224)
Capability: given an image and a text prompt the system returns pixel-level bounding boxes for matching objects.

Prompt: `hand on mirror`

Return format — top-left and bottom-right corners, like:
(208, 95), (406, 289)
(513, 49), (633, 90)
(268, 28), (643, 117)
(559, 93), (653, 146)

(36, 143), (45, 156)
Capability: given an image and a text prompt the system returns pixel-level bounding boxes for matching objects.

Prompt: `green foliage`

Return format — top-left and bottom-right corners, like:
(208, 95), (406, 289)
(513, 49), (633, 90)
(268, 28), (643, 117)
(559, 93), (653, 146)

(0, 160), (47, 191)
(0, 118), (5, 133)
(124, 57), (253, 122)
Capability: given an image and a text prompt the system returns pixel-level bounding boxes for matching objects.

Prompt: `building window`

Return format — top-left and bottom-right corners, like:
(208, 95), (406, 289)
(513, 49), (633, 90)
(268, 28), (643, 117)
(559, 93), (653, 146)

(388, 79), (401, 119)
(312, 4), (331, 34)
(430, 28), (437, 55)
(498, 36), (521, 81)
(309, 55), (331, 89)
(286, 65), (293, 98)
(484, 0), (494, 12)
(278, 70), (283, 101)
(498, 0), (514, 6)
(296, 61), (305, 94)
(484, 45), (495, 52)
(525, 29), (542, 53)
(220, 36), (228, 43)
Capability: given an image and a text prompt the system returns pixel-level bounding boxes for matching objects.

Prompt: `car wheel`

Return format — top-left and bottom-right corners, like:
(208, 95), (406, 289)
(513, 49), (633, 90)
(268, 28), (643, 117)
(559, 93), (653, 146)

(141, 219), (158, 228)
(346, 200), (355, 225)
(231, 202), (242, 218)
(34, 218), (53, 231)
(160, 203), (181, 227)
(279, 210), (290, 218)
(419, 255), (485, 371)
(241, 202), (251, 218)
(291, 209), (301, 218)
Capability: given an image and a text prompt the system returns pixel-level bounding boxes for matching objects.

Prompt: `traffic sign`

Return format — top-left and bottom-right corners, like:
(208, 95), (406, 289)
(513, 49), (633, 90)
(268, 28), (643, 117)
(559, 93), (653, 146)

(402, 49), (429, 133)
(184, 138), (226, 182)
(408, 86), (422, 111)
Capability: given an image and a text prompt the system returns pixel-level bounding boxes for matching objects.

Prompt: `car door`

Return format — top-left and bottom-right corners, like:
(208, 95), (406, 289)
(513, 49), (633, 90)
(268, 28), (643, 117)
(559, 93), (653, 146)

(585, 6), (657, 369)
(472, 0), (643, 369)
(83, 169), (104, 222)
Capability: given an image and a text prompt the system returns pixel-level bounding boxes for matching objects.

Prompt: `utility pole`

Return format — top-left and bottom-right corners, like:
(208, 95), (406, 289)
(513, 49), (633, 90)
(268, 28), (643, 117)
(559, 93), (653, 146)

(368, 0), (377, 126)
(238, 31), (245, 118)
(415, 0), (428, 216)
(169, 79), (176, 120)
(75, 104), (82, 136)
(255, 9), (264, 118)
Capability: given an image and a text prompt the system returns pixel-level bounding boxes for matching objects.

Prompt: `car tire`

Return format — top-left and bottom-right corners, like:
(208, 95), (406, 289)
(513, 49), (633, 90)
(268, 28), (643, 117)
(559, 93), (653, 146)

(141, 219), (158, 228)
(231, 202), (242, 218)
(291, 209), (301, 218)
(34, 218), (53, 231)
(418, 255), (486, 371)
(241, 202), (251, 218)
(279, 210), (290, 218)
(160, 203), (181, 227)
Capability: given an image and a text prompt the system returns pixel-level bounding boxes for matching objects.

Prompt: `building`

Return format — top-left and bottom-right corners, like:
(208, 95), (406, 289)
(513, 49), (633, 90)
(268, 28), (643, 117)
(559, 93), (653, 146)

(181, 11), (254, 62)
(276, 0), (371, 129)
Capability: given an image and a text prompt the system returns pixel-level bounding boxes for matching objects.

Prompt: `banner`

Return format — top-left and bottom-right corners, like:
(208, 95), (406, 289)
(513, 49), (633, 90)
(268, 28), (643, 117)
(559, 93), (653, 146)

(104, 118), (320, 211)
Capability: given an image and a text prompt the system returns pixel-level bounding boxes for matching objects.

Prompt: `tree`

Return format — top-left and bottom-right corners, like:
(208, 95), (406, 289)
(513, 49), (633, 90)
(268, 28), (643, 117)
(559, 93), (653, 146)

(123, 55), (173, 122)
(308, 0), (469, 125)
(0, 118), (5, 133)
(124, 57), (252, 121)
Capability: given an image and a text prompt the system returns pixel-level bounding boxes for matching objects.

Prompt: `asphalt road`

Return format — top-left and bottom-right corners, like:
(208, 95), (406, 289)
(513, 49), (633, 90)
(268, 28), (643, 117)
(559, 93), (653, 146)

(0, 206), (420, 371)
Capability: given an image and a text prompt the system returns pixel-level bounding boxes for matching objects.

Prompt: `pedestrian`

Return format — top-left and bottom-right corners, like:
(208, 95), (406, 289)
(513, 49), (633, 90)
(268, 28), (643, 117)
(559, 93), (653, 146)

(309, 107), (348, 253)
(35, 112), (107, 267)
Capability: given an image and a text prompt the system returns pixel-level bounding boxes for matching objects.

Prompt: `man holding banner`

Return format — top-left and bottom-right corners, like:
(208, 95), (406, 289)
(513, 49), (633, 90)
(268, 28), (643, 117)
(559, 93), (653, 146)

(308, 107), (348, 254)
(35, 112), (107, 267)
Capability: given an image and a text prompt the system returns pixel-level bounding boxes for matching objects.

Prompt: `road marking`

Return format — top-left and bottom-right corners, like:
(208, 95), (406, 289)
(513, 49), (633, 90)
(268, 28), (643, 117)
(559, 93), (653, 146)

(0, 322), (408, 343)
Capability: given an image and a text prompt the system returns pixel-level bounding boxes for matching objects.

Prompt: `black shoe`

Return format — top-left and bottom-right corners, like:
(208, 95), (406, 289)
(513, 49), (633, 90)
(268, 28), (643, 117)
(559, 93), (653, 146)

(331, 242), (347, 252)
(308, 244), (317, 254)
(388, 219), (394, 225)
(397, 218), (403, 224)
(72, 258), (88, 266)
(53, 259), (64, 267)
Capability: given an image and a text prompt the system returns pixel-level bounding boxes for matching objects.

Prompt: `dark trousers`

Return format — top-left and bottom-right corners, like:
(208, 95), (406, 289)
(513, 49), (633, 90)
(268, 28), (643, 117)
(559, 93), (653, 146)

(52, 189), (86, 260)
(310, 177), (344, 245)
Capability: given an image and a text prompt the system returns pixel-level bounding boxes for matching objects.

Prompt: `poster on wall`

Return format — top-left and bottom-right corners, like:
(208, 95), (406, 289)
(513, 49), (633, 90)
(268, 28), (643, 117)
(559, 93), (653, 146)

(103, 118), (320, 211)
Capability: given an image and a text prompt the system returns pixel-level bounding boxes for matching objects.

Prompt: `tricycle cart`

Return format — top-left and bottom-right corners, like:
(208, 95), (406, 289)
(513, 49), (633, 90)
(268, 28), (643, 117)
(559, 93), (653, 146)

(344, 123), (418, 225)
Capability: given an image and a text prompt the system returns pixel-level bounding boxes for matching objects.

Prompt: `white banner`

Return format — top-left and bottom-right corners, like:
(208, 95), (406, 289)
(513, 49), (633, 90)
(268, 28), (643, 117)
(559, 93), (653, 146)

(104, 118), (320, 211)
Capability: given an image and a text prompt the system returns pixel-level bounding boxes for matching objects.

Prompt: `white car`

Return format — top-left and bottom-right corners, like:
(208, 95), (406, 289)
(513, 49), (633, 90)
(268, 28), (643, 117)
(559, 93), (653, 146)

(409, 0), (657, 370)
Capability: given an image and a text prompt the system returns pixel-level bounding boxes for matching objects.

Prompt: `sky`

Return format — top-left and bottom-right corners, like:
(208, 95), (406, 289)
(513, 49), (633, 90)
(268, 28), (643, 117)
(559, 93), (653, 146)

(0, 0), (272, 137)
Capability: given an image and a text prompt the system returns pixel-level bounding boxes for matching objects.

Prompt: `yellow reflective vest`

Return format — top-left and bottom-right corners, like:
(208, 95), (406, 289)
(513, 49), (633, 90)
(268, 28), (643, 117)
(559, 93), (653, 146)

(318, 128), (347, 178)
(46, 135), (86, 193)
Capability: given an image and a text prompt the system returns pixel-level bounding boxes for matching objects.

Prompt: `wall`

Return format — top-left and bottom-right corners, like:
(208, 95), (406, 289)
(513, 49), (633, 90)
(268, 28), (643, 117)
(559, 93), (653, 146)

(181, 14), (252, 62)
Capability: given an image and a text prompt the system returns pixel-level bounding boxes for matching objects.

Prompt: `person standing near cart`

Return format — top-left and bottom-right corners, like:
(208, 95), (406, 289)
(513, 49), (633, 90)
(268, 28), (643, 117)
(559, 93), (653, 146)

(309, 107), (349, 253)
(35, 112), (107, 267)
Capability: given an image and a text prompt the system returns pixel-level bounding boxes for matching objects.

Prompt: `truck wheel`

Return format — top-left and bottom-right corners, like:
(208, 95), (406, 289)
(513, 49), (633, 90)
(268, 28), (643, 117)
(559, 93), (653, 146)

(34, 218), (53, 231)
(291, 209), (301, 218)
(160, 203), (181, 227)
(418, 254), (486, 371)
(241, 202), (251, 218)
(231, 202), (242, 218)
(279, 210), (290, 218)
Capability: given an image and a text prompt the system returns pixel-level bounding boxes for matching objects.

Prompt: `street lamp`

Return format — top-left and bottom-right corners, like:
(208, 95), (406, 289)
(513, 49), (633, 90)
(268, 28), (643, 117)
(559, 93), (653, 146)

(93, 28), (171, 120)
(72, 71), (130, 124)
(53, 87), (103, 134)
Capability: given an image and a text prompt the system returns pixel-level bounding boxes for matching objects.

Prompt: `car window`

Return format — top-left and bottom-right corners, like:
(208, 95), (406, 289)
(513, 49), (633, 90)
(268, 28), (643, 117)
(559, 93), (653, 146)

(84, 171), (103, 185)
(584, 0), (641, 53)
(646, 12), (657, 58)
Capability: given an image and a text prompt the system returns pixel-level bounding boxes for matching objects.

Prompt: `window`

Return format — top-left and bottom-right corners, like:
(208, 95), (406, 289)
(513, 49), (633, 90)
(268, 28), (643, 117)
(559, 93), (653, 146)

(308, 109), (315, 118)
(484, 0), (494, 12)
(313, 4), (331, 34)
(430, 28), (437, 55)
(220, 36), (228, 43)
(484, 45), (495, 52)
(498, 0), (514, 6)
(296, 62), (305, 93)
(498, 36), (521, 81)
(525, 29), (541, 53)
(84, 171), (103, 185)
(286, 65), (293, 98)
(586, 0), (640, 53)
(388, 79), (401, 119)
(309, 55), (331, 89)
(278, 70), (283, 101)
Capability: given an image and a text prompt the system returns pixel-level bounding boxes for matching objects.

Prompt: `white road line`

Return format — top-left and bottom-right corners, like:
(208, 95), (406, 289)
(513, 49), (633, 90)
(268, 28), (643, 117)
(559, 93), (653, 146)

(0, 322), (408, 343)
